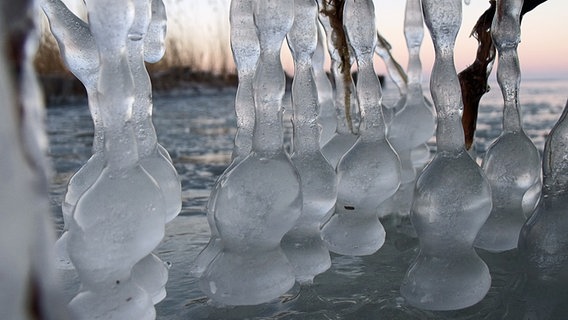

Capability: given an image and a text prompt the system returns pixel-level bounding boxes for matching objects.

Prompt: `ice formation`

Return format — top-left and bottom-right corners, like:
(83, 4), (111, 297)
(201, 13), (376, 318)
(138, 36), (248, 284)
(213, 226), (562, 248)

(519, 99), (568, 290)
(317, 0), (358, 169)
(320, 0), (401, 256)
(280, 0), (337, 284)
(65, 0), (164, 318)
(400, 0), (492, 310)
(314, 25), (336, 148)
(474, 0), (541, 252)
(379, 0), (436, 217)
(191, 0), (260, 278)
(199, 0), (302, 305)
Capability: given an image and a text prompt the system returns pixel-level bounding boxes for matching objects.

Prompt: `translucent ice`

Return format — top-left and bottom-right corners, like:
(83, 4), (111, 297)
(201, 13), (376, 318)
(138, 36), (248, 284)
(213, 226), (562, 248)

(317, 0), (358, 169)
(321, 0), (401, 257)
(199, 0), (301, 305)
(67, 1), (165, 317)
(400, 0), (492, 310)
(519, 99), (568, 288)
(281, 0), (337, 284)
(475, 0), (541, 252)
(375, 31), (407, 124)
(41, 0), (105, 269)
(192, 0), (260, 278)
(314, 25), (336, 148)
(128, 0), (181, 224)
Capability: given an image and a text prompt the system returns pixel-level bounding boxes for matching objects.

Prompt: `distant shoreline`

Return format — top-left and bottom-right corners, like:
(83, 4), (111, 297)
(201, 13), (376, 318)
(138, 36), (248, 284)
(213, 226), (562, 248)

(39, 67), (239, 106)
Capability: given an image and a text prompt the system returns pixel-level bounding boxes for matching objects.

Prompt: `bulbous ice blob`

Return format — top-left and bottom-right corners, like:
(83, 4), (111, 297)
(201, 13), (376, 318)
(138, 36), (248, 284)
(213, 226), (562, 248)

(317, 0), (358, 169)
(200, 0), (300, 305)
(321, 0), (400, 256)
(519, 100), (568, 288)
(192, 0), (260, 278)
(281, 0), (337, 284)
(400, 0), (492, 310)
(475, 0), (541, 252)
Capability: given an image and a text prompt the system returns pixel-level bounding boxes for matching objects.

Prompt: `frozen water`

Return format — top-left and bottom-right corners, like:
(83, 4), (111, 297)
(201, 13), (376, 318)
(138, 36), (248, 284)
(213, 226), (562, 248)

(191, 0), (260, 278)
(519, 100), (568, 289)
(199, 0), (301, 305)
(129, 0), (181, 224)
(400, 0), (492, 311)
(317, 0), (358, 169)
(313, 25), (336, 148)
(475, 0), (541, 252)
(66, 0), (165, 318)
(281, 0), (337, 284)
(41, 0), (105, 269)
(321, 0), (401, 257)
(381, 0), (436, 217)
(375, 31), (407, 124)
(132, 253), (170, 305)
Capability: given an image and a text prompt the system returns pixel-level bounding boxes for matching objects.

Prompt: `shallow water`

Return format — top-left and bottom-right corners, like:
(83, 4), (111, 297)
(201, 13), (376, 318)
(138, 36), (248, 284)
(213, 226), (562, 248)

(46, 79), (568, 319)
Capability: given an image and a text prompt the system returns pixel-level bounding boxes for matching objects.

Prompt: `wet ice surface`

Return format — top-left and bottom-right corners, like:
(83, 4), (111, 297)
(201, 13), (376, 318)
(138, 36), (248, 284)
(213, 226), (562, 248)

(46, 80), (568, 319)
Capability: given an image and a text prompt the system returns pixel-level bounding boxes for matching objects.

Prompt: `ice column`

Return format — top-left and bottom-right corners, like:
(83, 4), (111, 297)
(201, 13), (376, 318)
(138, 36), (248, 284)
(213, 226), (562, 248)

(41, 0), (105, 270)
(192, 0), (260, 278)
(280, 0), (337, 284)
(519, 99), (568, 292)
(67, 1), (164, 318)
(380, 0), (436, 217)
(400, 0), (492, 310)
(320, 0), (401, 256)
(474, 0), (541, 252)
(199, 0), (301, 305)
(314, 26), (336, 148)
(317, 0), (358, 169)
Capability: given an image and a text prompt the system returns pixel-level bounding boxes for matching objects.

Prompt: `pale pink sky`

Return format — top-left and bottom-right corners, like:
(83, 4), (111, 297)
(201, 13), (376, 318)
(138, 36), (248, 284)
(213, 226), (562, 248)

(373, 0), (568, 79)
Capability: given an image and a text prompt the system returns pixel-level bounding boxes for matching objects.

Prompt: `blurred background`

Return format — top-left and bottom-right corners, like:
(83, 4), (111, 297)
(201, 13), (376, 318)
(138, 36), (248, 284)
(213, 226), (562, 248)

(35, 0), (568, 104)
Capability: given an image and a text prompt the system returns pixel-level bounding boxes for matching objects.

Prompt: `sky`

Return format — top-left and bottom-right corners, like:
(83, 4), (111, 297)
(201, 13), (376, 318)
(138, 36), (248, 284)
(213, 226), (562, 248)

(371, 0), (568, 79)
(51, 0), (568, 80)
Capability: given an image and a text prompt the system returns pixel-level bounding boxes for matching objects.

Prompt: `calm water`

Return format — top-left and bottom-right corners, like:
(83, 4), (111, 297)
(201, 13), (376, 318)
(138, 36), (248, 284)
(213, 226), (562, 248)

(46, 79), (568, 319)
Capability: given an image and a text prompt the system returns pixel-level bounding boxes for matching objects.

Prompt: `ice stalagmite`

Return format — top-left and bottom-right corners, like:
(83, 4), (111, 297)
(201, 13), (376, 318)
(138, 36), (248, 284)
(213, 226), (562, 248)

(380, 0), (436, 217)
(199, 0), (301, 305)
(192, 0), (260, 278)
(519, 99), (568, 295)
(400, 0), (492, 310)
(67, 0), (164, 318)
(41, 0), (105, 270)
(321, 0), (401, 256)
(281, 0), (337, 284)
(317, 0), (358, 169)
(474, 0), (541, 252)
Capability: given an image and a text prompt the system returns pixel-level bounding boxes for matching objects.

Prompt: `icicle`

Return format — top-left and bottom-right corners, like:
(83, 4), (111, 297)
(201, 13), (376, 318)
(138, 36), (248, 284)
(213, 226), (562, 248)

(519, 99), (568, 294)
(191, 0), (260, 278)
(378, 0), (436, 217)
(199, 0), (301, 305)
(280, 0), (337, 284)
(314, 25), (336, 147)
(400, 0), (492, 310)
(317, 0), (358, 169)
(67, 0), (164, 318)
(475, 0), (541, 252)
(320, 0), (400, 256)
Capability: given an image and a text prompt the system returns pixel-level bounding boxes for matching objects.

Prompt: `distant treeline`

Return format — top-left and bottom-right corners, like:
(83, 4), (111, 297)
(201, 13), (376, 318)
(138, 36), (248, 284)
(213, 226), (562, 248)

(35, 0), (236, 104)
